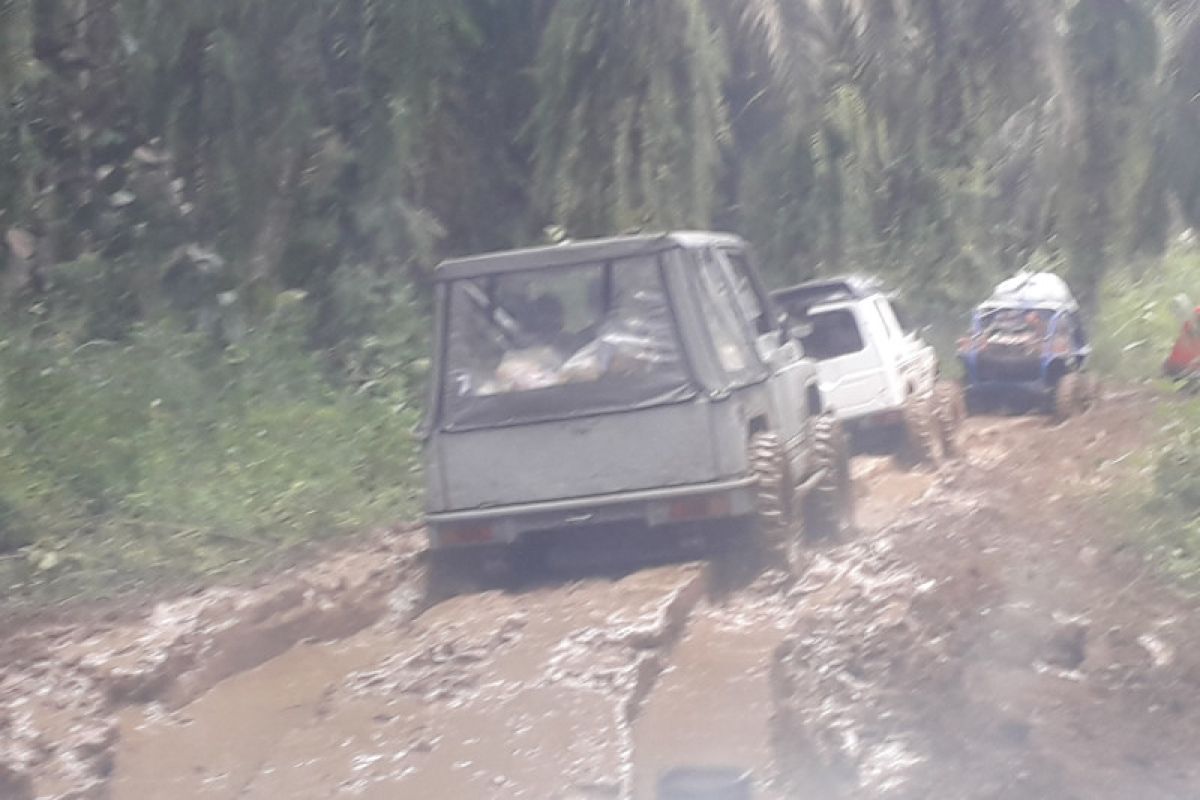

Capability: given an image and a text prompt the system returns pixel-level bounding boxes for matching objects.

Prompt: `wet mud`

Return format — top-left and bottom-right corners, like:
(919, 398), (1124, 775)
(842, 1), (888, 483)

(5, 390), (1200, 799)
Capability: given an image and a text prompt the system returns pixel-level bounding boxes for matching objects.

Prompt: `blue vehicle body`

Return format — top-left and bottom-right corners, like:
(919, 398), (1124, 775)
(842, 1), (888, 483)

(958, 303), (1091, 406)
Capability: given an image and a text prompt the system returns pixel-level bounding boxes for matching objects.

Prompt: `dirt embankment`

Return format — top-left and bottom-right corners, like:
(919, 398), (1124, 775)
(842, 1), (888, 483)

(774, 393), (1200, 799)
(3, 389), (1199, 800)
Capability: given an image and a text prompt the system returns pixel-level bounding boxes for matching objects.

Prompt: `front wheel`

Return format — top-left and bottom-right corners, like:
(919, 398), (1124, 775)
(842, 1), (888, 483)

(933, 381), (966, 456)
(903, 391), (945, 466)
(1077, 372), (1100, 412)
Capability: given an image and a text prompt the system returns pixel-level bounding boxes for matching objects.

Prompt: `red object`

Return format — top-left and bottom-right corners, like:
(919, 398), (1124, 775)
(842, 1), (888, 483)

(439, 522), (494, 546)
(1164, 309), (1200, 378)
(666, 493), (731, 522)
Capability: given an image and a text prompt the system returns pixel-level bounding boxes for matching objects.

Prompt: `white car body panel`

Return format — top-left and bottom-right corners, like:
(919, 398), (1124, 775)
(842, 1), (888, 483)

(808, 296), (938, 423)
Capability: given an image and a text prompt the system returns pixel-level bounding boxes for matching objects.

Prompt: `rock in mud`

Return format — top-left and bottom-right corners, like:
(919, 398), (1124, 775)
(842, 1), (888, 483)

(1044, 620), (1089, 670)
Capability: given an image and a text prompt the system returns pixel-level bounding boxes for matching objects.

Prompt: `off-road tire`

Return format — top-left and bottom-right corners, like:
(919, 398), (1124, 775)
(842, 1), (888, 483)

(963, 386), (984, 417)
(424, 544), (521, 603)
(933, 380), (966, 456)
(1052, 372), (1081, 423)
(903, 391), (945, 466)
(748, 431), (791, 541)
(424, 547), (486, 603)
(1077, 372), (1100, 412)
(803, 414), (854, 541)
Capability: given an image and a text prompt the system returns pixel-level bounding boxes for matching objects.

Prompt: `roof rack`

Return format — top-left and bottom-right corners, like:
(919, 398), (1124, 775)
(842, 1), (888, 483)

(434, 231), (745, 281)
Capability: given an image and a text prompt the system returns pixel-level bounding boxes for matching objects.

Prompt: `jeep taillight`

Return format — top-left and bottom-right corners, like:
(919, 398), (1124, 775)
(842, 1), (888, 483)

(440, 523), (494, 546)
(665, 494), (732, 523)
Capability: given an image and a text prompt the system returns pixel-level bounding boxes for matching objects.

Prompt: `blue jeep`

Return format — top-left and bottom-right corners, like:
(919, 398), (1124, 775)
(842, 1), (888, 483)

(957, 273), (1096, 420)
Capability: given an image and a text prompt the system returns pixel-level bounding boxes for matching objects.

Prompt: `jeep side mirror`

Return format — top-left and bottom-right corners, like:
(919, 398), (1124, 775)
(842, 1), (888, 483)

(776, 311), (790, 345)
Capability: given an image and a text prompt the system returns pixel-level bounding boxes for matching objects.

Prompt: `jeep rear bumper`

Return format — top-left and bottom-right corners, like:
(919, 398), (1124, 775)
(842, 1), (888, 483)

(426, 476), (758, 550)
(965, 379), (1051, 398)
(843, 408), (906, 433)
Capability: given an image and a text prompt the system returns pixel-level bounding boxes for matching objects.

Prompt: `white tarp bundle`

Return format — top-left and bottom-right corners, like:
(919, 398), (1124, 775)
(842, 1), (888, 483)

(984, 271), (1078, 311)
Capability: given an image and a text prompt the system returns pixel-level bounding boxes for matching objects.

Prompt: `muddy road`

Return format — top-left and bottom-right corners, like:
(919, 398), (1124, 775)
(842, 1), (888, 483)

(5, 391), (1200, 799)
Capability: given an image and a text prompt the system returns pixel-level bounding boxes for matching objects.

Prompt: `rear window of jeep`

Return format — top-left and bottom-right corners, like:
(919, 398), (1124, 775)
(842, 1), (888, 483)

(802, 309), (865, 359)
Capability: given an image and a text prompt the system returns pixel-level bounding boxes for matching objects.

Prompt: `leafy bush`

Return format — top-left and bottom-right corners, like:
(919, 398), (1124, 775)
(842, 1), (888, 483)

(313, 264), (432, 402)
(1091, 244), (1200, 379)
(1087, 243), (1200, 586)
(0, 300), (422, 601)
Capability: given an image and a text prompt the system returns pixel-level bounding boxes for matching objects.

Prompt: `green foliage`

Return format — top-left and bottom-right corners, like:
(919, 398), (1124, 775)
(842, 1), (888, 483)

(531, 0), (728, 236)
(4, 0), (1200, 600)
(0, 310), (420, 601)
(1092, 241), (1200, 589)
(1091, 243), (1200, 379)
(314, 264), (431, 402)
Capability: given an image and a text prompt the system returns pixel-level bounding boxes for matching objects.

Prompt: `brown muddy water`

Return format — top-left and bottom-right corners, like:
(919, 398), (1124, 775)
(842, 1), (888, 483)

(111, 567), (715, 799)
(101, 453), (937, 800)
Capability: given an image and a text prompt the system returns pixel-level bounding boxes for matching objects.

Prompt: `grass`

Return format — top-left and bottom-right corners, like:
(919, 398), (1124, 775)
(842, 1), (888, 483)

(1089, 242), (1200, 588)
(0, 303), (423, 606)
(1091, 244), (1200, 381)
(1138, 397), (1200, 588)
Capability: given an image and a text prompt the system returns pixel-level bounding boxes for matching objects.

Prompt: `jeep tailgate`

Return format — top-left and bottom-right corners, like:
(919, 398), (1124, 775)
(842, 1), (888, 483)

(428, 400), (741, 512)
(816, 354), (893, 418)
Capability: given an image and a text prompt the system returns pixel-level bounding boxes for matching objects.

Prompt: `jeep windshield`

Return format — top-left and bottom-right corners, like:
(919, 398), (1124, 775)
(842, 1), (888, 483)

(977, 307), (1052, 336)
(438, 253), (694, 429)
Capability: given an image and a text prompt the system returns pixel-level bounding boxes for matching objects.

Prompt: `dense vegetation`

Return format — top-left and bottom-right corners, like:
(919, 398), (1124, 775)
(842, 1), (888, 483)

(1, 0), (1199, 599)
(1092, 245), (1200, 587)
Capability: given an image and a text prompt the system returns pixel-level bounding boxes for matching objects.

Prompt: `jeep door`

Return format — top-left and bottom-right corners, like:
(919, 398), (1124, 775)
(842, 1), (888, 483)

(803, 303), (892, 418)
(875, 297), (937, 397)
(708, 247), (812, 460)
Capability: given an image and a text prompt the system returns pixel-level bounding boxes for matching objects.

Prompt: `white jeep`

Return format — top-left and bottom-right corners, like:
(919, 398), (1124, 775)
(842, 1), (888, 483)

(772, 276), (960, 463)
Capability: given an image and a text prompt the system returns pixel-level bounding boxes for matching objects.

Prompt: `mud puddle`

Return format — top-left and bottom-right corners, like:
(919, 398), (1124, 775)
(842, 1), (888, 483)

(629, 572), (796, 799)
(112, 565), (706, 799)
(852, 456), (936, 532)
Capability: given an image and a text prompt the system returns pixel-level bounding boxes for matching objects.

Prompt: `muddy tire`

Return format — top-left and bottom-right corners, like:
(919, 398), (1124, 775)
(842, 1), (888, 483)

(1077, 372), (1100, 412)
(748, 431), (791, 541)
(1052, 372), (1080, 422)
(424, 545), (518, 602)
(903, 392), (944, 466)
(933, 381), (966, 456)
(803, 414), (854, 541)
(963, 385), (984, 416)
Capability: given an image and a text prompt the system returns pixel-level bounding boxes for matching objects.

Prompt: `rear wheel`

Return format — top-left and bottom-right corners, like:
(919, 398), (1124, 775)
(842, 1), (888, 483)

(903, 391), (944, 466)
(963, 385), (984, 416)
(933, 381), (966, 456)
(423, 542), (524, 602)
(1077, 372), (1100, 412)
(748, 431), (792, 540)
(803, 414), (854, 541)
(424, 547), (488, 602)
(1052, 372), (1080, 422)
